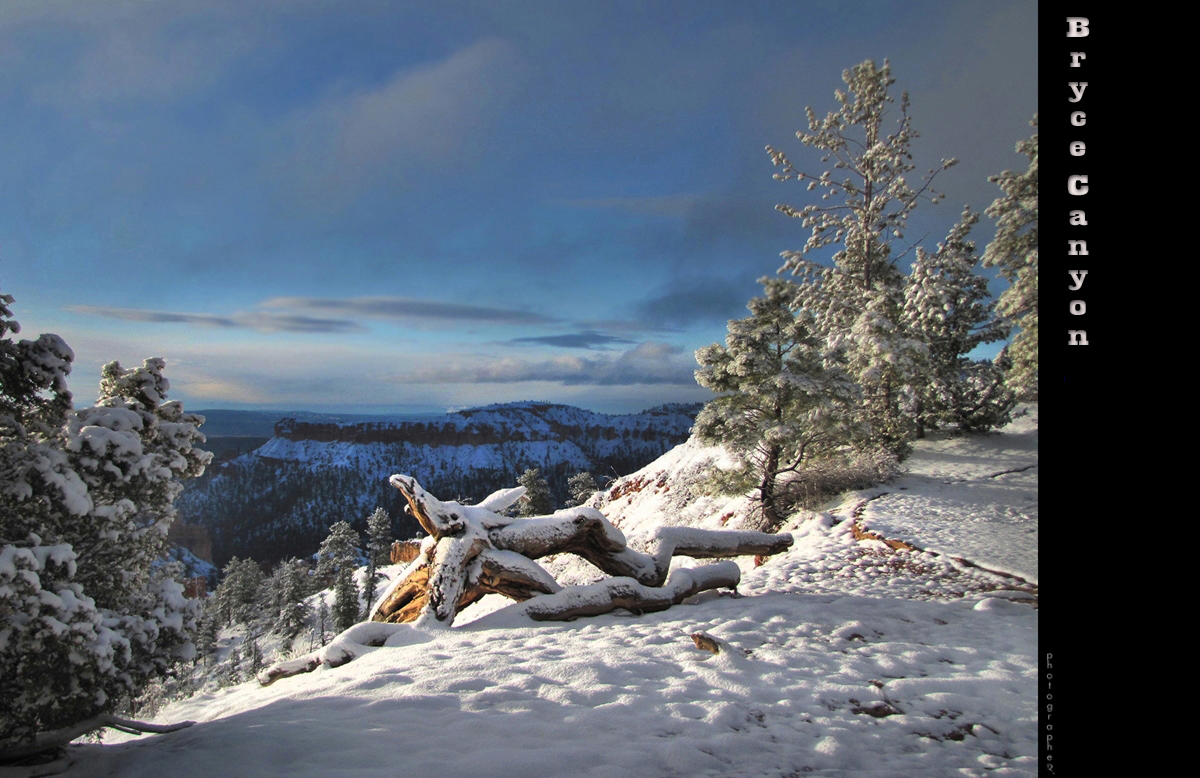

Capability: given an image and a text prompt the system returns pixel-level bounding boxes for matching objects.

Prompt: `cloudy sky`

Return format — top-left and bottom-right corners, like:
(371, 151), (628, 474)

(0, 0), (1037, 414)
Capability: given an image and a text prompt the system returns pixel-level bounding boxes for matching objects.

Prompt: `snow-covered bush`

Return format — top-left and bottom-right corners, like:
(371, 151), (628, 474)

(0, 289), (210, 751)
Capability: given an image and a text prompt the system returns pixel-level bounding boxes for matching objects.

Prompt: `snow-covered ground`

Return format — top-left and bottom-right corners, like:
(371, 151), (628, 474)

(854, 406), (1038, 583)
(50, 407), (1037, 777)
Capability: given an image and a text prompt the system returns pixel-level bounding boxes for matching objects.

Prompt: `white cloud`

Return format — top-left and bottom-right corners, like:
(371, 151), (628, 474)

(396, 342), (697, 386)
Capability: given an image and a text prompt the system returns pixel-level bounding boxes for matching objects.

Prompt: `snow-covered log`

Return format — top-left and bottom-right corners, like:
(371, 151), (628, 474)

(257, 622), (424, 686)
(516, 563), (741, 621)
(374, 474), (791, 625)
(261, 475), (791, 684)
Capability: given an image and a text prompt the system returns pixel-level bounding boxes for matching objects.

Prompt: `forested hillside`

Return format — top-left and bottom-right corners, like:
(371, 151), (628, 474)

(177, 402), (700, 567)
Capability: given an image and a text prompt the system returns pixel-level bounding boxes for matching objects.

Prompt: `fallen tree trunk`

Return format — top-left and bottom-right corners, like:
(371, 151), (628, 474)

(260, 474), (792, 684)
(372, 474), (792, 626)
(0, 714), (194, 764)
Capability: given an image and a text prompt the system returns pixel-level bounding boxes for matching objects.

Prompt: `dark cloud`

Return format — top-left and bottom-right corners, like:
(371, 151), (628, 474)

(396, 342), (696, 386)
(631, 277), (751, 329)
(263, 296), (557, 327)
(67, 306), (365, 334)
(509, 331), (635, 350)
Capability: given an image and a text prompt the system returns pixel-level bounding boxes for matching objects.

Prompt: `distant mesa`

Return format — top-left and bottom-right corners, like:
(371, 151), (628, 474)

(270, 401), (702, 448)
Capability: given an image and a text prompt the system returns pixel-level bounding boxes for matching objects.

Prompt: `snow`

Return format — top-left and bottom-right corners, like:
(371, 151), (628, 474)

(59, 406), (1037, 776)
(853, 405), (1038, 582)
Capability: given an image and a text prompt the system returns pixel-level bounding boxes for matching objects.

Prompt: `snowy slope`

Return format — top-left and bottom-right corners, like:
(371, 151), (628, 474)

(55, 409), (1037, 777)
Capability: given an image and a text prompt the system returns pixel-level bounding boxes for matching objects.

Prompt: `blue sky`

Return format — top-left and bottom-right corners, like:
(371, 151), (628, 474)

(0, 0), (1037, 414)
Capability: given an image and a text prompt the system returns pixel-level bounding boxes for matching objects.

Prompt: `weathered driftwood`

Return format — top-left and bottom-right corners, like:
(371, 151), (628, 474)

(258, 474), (792, 685)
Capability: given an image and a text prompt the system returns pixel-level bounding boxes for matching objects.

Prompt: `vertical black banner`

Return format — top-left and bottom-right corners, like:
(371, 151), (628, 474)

(1043, 8), (1116, 775)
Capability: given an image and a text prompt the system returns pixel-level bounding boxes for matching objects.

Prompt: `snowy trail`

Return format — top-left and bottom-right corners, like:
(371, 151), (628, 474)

(849, 407), (1038, 583)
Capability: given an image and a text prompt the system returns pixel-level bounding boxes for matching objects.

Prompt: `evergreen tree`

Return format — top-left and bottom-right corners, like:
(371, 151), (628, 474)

(362, 507), (391, 618)
(365, 507), (392, 568)
(332, 566), (360, 633)
(1, 289), (210, 750)
(223, 644), (242, 686)
(269, 559), (309, 640)
(213, 557), (264, 628)
(246, 631), (263, 676)
(314, 597), (330, 647)
(566, 471), (599, 507)
(194, 601), (220, 666)
(516, 468), (553, 516)
(315, 520), (360, 587)
(982, 115), (1038, 398)
(903, 208), (1015, 433)
(766, 59), (955, 457)
(694, 278), (859, 530)
(316, 521), (361, 633)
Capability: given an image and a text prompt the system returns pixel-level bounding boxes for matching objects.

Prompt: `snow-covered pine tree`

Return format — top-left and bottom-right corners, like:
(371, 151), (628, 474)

(332, 566), (359, 633)
(566, 471), (599, 507)
(246, 631), (263, 675)
(314, 596), (330, 647)
(982, 115), (1038, 399)
(315, 521), (359, 586)
(315, 521), (361, 633)
(694, 278), (860, 530)
(362, 507), (391, 618)
(268, 559), (309, 640)
(213, 557), (264, 628)
(0, 288), (211, 752)
(366, 507), (392, 568)
(516, 468), (553, 517)
(766, 59), (956, 457)
(194, 602), (220, 666)
(223, 643), (242, 686)
(903, 207), (1015, 433)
